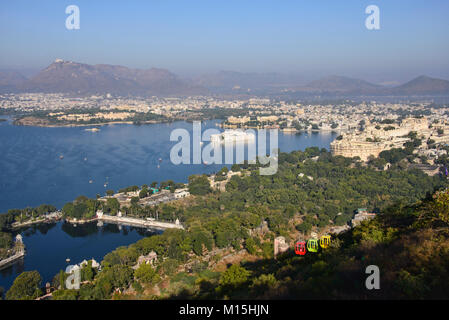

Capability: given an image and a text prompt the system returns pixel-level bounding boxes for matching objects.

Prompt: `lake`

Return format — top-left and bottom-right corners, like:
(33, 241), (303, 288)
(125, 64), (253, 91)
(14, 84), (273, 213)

(0, 221), (160, 295)
(0, 118), (336, 294)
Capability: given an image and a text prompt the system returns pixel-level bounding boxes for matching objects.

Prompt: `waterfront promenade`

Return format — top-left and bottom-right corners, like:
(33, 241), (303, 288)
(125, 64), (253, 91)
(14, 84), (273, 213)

(97, 213), (184, 230)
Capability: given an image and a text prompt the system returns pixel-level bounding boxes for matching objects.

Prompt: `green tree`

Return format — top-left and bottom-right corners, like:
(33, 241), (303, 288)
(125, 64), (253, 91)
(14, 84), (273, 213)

(296, 222), (312, 234)
(188, 175), (212, 196)
(52, 289), (79, 300)
(61, 202), (75, 218)
(161, 258), (179, 276)
(6, 271), (42, 300)
(139, 188), (148, 199)
(134, 263), (160, 284)
(131, 197), (140, 206)
(245, 237), (257, 255)
(106, 198), (120, 215)
(219, 264), (251, 289)
(81, 262), (95, 282)
(231, 164), (241, 172)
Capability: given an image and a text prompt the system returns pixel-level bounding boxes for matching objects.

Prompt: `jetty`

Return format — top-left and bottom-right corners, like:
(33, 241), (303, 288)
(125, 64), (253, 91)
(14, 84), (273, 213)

(0, 251), (25, 270)
(0, 235), (25, 270)
(96, 212), (184, 230)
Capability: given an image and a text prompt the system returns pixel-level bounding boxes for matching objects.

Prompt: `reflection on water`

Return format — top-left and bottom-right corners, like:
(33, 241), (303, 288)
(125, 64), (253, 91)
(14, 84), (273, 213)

(0, 221), (161, 294)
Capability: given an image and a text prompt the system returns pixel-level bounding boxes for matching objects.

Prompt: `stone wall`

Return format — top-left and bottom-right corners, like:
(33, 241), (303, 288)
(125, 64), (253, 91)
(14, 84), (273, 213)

(330, 140), (386, 161)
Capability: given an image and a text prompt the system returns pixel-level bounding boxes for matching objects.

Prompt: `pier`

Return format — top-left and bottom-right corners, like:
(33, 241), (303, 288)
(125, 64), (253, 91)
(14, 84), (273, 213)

(96, 212), (184, 230)
(0, 250), (25, 270)
(0, 235), (26, 270)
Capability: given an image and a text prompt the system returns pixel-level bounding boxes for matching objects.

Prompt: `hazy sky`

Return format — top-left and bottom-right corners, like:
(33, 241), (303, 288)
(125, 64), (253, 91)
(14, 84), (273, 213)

(1, 0), (449, 83)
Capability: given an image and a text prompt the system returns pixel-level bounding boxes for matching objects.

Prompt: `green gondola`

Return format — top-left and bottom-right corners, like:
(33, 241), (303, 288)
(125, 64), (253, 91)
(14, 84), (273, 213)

(307, 239), (319, 253)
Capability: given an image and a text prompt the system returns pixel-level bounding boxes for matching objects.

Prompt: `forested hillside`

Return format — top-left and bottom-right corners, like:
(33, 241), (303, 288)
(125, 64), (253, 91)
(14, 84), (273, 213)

(5, 149), (449, 300)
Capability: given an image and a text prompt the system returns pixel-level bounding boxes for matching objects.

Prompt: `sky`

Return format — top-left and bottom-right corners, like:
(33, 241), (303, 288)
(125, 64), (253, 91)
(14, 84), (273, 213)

(0, 0), (449, 83)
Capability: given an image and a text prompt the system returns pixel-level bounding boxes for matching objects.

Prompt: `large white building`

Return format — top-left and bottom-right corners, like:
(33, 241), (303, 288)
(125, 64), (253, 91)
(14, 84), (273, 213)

(210, 130), (256, 144)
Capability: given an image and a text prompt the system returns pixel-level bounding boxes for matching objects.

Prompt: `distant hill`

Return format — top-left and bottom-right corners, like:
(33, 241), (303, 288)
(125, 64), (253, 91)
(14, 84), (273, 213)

(1, 61), (449, 97)
(291, 74), (449, 96)
(302, 75), (382, 94)
(388, 75), (449, 95)
(194, 71), (307, 93)
(0, 59), (208, 96)
(0, 71), (27, 91)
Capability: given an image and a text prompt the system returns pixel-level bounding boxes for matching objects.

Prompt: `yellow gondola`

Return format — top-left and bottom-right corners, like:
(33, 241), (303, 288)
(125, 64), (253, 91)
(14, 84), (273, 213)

(319, 235), (331, 249)
(307, 239), (319, 253)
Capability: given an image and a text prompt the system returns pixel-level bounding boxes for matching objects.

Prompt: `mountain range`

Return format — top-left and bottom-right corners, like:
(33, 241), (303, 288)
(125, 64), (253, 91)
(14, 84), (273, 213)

(1, 60), (449, 97)
(0, 59), (207, 96)
(294, 75), (449, 96)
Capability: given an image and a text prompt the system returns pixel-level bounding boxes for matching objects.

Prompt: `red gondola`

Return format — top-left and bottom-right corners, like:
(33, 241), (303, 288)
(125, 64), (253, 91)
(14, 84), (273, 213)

(295, 241), (306, 255)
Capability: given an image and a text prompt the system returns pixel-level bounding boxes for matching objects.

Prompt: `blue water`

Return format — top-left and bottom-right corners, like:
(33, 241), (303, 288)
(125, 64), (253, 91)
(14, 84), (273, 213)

(0, 118), (336, 212)
(0, 117), (336, 294)
(0, 222), (160, 295)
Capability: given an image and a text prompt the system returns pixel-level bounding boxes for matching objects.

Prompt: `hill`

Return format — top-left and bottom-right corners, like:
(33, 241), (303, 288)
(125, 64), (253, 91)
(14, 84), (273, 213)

(0, 59), (208, 96)
(194, 71), (306, 93)
(302, 75), (382, 94)
(389, 75), (449, 95)
(0, 71), (27, 92)
(7, 148), (447, 300)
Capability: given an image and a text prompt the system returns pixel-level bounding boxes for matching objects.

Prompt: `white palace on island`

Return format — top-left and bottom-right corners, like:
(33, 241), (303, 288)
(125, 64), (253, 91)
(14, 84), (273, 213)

(211, 129), (256, 145)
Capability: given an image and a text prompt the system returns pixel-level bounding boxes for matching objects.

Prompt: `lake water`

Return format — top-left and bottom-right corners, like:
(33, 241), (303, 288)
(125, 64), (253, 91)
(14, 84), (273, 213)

(0, 118), (336, 294)
(0, 222), (160, 295)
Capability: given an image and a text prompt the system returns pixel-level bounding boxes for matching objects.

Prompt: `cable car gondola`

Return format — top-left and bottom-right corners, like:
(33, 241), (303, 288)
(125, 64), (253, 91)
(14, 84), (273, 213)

(295, 241), (306, 255)
(307, 239), (319, 253)
(319, 235), (331, 249)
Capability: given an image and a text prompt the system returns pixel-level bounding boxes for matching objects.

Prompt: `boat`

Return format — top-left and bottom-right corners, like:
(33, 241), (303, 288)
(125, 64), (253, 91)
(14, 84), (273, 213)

(89, 180), (93, 184)
(66, 258), (70, 263)
(59, 155), (64, 160)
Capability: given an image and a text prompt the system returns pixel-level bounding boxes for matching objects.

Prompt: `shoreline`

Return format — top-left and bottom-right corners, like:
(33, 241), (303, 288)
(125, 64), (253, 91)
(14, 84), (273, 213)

(14, 215), (183, 230)
(11, 213), (63, 229)
(12, 119), (168, 128)
(218, 123), (344, 134)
